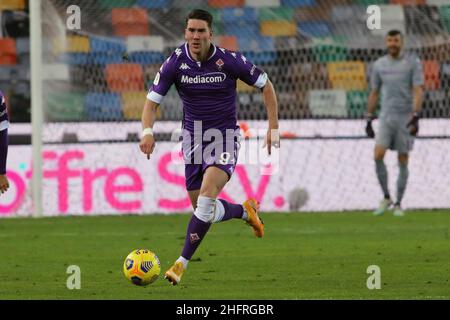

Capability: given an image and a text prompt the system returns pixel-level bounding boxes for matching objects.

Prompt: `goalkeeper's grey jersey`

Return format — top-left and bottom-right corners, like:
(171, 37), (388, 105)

(370, 53), (424, 117)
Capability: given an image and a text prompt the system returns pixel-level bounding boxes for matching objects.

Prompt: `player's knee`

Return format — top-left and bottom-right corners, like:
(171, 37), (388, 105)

(193, 195), (216, 223)
(398, 154), (408, 165)
(374, 147), (386, 161)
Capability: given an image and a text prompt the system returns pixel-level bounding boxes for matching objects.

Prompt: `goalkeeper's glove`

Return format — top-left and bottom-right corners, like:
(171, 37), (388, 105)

(407, 112), (420, 136)
(365, 113), (375, 138)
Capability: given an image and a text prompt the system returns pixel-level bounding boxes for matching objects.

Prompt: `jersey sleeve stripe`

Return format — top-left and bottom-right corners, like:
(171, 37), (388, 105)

(147, 91), (164, 104)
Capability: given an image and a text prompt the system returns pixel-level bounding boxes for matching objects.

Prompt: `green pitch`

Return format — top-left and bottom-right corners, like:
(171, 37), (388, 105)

(0, 211), (449, 299)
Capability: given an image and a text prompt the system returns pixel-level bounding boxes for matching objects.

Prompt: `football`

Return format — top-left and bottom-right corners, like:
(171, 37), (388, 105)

(123, 249), (161, 286)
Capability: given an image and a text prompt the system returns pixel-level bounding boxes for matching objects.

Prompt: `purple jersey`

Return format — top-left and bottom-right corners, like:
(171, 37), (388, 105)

(0, 91), (8, 174)
(0, 91), (8, 131)
(147, 43), (267, 133)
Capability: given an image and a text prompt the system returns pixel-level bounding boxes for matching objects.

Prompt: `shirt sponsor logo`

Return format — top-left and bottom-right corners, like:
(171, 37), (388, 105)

(179, 63), (190, 70)
(180, 72), (226, 84)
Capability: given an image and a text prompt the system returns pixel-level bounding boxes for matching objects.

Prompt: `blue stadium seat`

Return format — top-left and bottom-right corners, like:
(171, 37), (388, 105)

(298, 22), (331, 38)
(85, 93), (123, 121)
(281, 0), (315, 7)
(58, 53), (91, 65)
(128, 52), (165, 65)
(136, 0), (171, 8)
(90, 36), (126, 53)
(238, 35), (274, 52)
(223, 22), (259, 39)
(221, 8), (258, 23)
(90, 52), (123, 65)
(241, 51), (277, 65)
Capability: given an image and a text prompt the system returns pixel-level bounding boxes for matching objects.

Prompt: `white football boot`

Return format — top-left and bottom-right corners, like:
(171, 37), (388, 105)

(373, 198), (393, 216)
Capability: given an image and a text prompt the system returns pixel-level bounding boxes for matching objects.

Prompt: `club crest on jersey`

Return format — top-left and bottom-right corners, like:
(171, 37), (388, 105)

(190, 233), (200, 244)
(216, 59), (224, 70)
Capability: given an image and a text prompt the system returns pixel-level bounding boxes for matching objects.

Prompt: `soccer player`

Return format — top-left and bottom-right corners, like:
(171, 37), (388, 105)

(139, 9), (279, 285)
(365, 30), (424, 216)
(0, 91), (10, 195)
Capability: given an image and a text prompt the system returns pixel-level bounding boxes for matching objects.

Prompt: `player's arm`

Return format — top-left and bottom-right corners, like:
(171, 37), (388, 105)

(0, 94), (9, 194)
(407, 85), (423, 136)
(139, 52), (176, 159)
(139, 99), (159, 160)
(365, 89), (379, 138)
(407, 57), (425, 136)
(366, 60), (381, 138)
(261, 79), (279, 155)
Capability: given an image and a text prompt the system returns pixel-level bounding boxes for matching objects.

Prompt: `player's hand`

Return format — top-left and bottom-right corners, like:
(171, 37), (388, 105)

(407, 113), (420, 136)
(365, 121), (375, 138)
(0, 175), (9, 195)
(139, 134), (156, 160)
(262, 127), (280, 155)
(365, 113), (375, 138)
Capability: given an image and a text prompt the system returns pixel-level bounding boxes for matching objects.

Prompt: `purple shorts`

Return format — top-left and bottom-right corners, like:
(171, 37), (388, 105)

(182, 128), (241, 191)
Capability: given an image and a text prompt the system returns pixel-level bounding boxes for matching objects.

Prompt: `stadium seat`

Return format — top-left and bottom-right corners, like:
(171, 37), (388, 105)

(390, 0), (425, 4)
(126, 36), (164, 52)
(223, 22), (260, 38)
(0, 38), (17, 65)
(261, 21), (297, 37)
(85, 93), (123, 121)
(106, 63), (145, 92)
(298, 22), (331, 38)
(327, 61), (367, 90)
(100, 0), (135, 8)
(422, 60), (440, 90)
(128, 52), (165, 65)
(16, 37), (30, 67)
(111, 8), (149, 36)
(346, 90), (369, 118)
(2, 10), (29, 38)
(438, 5), (450, 33)
(246, 0), (281, 7)
(313, 44), (348, 63)
(90, 36), (126, 53)
(281, 0), (316, 7)
(295, 6), (330, 22)
(309, 89), (347, 117)
(353, 0), (386, 4)
(0, 0), (25, 10)
(215, 36), (238, 51)
(221, 8), (258, 23)
(259, 7), (293, 22)
(136, 0), (171, 8)
(46, 92), (85, 122)
(237, 34), (274, 52)
(122, 91), (149, 120)
(208, 0), (244, 8)
(53, 36), (90, 54)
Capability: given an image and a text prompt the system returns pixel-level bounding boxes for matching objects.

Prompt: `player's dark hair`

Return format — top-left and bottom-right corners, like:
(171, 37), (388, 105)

(387, 29), (402, 38)
(186, 9), (213, 29)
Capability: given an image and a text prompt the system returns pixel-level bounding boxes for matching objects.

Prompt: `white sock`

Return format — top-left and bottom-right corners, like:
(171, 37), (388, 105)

(242, 207), (248, 221)
(176, 256), (189, 269)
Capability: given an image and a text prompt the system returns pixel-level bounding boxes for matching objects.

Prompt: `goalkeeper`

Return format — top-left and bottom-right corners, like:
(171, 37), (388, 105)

(365, 30), (424, 216)
(0, 91), (9, 195)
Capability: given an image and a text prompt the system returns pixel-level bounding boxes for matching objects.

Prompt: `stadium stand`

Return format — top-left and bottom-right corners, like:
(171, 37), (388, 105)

(1, 0), (450, 123)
